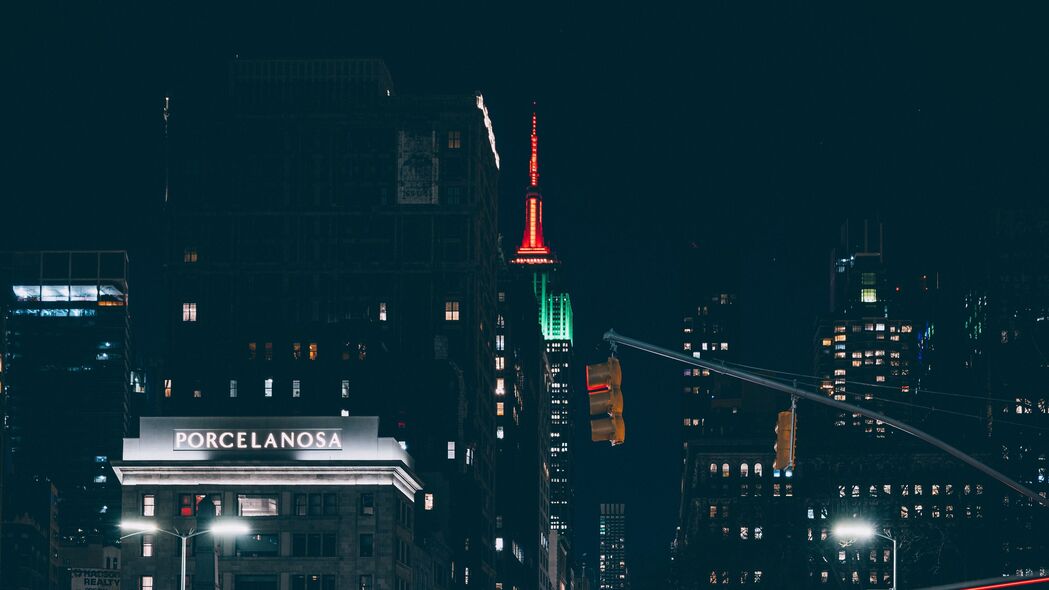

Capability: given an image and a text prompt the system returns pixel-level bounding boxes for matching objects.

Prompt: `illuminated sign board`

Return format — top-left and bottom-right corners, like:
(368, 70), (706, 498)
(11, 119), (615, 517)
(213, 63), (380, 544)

(174, 429), (342, 451)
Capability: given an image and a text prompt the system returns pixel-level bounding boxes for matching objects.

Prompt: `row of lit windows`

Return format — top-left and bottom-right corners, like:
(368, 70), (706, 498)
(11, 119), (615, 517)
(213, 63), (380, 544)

(683, 342), (729, 351)
(837, 483), (983, 498)
(162, 378), (350, 400)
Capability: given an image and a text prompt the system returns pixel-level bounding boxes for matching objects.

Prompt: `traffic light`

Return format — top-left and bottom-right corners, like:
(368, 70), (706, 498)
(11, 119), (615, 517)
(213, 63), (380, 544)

(587, 357), (625, 445)
(773, 409), (796, 472)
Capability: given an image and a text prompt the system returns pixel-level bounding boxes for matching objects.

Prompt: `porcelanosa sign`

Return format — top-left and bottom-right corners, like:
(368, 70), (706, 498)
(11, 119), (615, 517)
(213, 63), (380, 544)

(173, 429), (343, 451)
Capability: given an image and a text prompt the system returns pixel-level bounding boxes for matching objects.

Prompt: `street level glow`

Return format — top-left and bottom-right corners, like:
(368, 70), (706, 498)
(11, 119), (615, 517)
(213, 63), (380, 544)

(120, 520), (158, 532)
(832, 521), (875, 540)
(208, 520), (251, 536)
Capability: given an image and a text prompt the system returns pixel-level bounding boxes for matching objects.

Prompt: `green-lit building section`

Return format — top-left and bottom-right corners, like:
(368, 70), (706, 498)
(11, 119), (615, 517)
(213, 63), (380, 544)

(532, 270), (573, 344)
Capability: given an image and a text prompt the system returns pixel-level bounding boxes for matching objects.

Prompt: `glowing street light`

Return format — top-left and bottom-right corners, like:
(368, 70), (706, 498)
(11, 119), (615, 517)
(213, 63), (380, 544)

(832, 520), (897, 590)
(120, 519), (251, 590)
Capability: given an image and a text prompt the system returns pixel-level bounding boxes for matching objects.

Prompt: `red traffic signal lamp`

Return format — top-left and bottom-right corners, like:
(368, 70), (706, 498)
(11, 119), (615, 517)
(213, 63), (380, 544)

(773, 410), (796, 471)
(587, 357), (625, 445)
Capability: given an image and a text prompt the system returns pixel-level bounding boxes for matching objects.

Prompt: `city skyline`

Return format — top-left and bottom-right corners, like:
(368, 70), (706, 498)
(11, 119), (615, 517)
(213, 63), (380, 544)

(5, 2), (1049, 589)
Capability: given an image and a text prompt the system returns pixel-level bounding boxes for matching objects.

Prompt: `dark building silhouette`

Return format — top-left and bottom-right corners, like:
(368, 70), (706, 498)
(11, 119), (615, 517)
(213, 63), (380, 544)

(160, 58), (502, 590)
(0, 251), (130, 548)
(494, 271), (552, 590)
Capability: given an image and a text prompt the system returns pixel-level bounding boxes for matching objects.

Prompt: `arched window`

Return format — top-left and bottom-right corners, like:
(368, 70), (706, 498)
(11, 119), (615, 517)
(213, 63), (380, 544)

(740, 463), (750, 478)
(709, 463), (717, 475)
(722, 463), (730, 478)
(754, 463), (763, 477)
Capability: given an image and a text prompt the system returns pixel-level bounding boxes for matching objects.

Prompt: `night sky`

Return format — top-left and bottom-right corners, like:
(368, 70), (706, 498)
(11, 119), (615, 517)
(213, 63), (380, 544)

(7, 2), (1049, 587)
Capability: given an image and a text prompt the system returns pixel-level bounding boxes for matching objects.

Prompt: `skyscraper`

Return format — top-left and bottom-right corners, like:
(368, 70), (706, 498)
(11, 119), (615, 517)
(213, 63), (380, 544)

(509, 112), (575, 587)
(597, 503), (626, 590)
(161, 58), (502, 590)
(0, 250), (130, 547)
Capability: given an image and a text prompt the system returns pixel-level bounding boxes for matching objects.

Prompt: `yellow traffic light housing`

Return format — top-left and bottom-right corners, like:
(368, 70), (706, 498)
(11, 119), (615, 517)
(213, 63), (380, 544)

(773, 409), (796, 471)
(587, 357), (625, 445)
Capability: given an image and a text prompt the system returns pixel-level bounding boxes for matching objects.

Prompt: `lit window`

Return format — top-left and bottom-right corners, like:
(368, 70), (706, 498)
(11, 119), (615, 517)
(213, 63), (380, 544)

(341, 379), (350, 398)
(424, 493), (434, 510)
(142, 494), (155, 517)
(448, 130), (462, 149)
(182, 302), (197, 322)
(264, 378), (273, 397)
(495, 378), (505, 395)
(140, 576), (154, 590)
(447, 441), (455, 460)
(228, 379), (237, 398)
(721, 342), (728, 350)
(861, 289), (877, 303)
(141, 534), (154, 557)
(183, 248), (198, 263)
(495, 356), (505, 370)
(722, 463), (730, 478)
(683, 342), (691, 351)
(496, 426), (504, 439)
(292, 379), (301, 398)
(740, 463), (749, 477)
(754, 463), (762, 477)
(340, 409), (349, 417)
(710, 463), (717, 474)
(238, 495), (279, 517)
(445, 300), (460, 321)
(293, 342), (302, 360)
(309, 342), (318, 361)
(496, 335), (505, 351)
(495, 537), (504, 551)
(496, 402), (505, 416)
(379, 302), (388, 322)
(193, 389), (202, 399)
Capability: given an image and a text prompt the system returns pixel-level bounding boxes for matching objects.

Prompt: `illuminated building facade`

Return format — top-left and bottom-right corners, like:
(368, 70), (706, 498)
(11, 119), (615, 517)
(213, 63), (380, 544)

(813, 221), (918, 441)
(681, 292), (742, 440)
(494, 273), (552, 590)
(0, 251), (130, 548)
(509, 113), (575, 588)
(597, 504), (626, 590)
(115, 416), (449, 590)
(162, 59), (500, 590)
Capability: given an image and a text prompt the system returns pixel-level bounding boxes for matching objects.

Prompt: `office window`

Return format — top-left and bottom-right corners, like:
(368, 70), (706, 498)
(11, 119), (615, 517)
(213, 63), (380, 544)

(495, 537), (504, 551)
(496, 335), (505, 351)
(861, 289), (877, 303)
(264, 378), (273, 397)
(447, 441), (455, 459)
(183, 248), (198, 263)
(448, 130), (462, 149)
(379, 302), (388, 321)
(495, 356), (505, 370)
(359, 534), (374, 557)
(292, 379), (301, 398)
(495, 378), (505, 395)
(140, 576), (154, 590)
(238, 495), (279, 517)
(359, 493), (374, 515)
(142, 494), (155, 517)
(496, 402), (504, 416)
(309, 342), (318, 360)
(496, 426), (504, 439)
(424, 493), (434, 510)
(236, 534), (279, 557)
(163, 379), (172, 398)
(229, 379), (238, 398)
(722, 463), (730, 477)
(141, 534), (155, 557)
(182, 303), (197, 322)
(444, 300), (460, 321)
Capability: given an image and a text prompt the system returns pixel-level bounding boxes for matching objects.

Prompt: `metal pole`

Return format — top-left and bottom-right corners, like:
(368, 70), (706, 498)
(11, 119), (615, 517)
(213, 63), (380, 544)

(891, 535), (897, 590)
(180, 534), (187, 590)
(602, 329), (1049, 508)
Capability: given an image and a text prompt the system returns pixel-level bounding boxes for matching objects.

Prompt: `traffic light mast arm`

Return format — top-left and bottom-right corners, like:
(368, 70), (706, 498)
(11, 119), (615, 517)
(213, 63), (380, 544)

(602, 329), (1049, 508)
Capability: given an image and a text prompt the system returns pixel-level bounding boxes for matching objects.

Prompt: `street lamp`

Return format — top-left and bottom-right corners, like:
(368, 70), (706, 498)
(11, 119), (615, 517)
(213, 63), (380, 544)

(832, 521), (897, 590)
(120, 519), (251, 590)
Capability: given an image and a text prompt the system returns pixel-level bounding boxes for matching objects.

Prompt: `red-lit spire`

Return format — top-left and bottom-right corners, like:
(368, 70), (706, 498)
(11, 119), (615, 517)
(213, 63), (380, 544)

(529, 112), (539, 187)
(513, 110), (556, 265)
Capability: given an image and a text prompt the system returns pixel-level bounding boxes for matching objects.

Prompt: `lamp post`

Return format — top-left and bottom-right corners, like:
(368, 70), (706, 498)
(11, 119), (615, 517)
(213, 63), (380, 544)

(120, 519), (250, 590)
(832, 521), (897, 590)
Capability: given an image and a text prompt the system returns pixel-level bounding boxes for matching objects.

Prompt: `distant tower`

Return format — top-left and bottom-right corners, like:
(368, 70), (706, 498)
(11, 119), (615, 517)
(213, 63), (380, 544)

(510, 110), (575, 583)
(598, 504), (627, 590)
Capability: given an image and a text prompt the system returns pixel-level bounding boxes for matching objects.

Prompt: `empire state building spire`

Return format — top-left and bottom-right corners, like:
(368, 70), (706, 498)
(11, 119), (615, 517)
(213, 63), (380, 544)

(513, 111), (557, 265)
